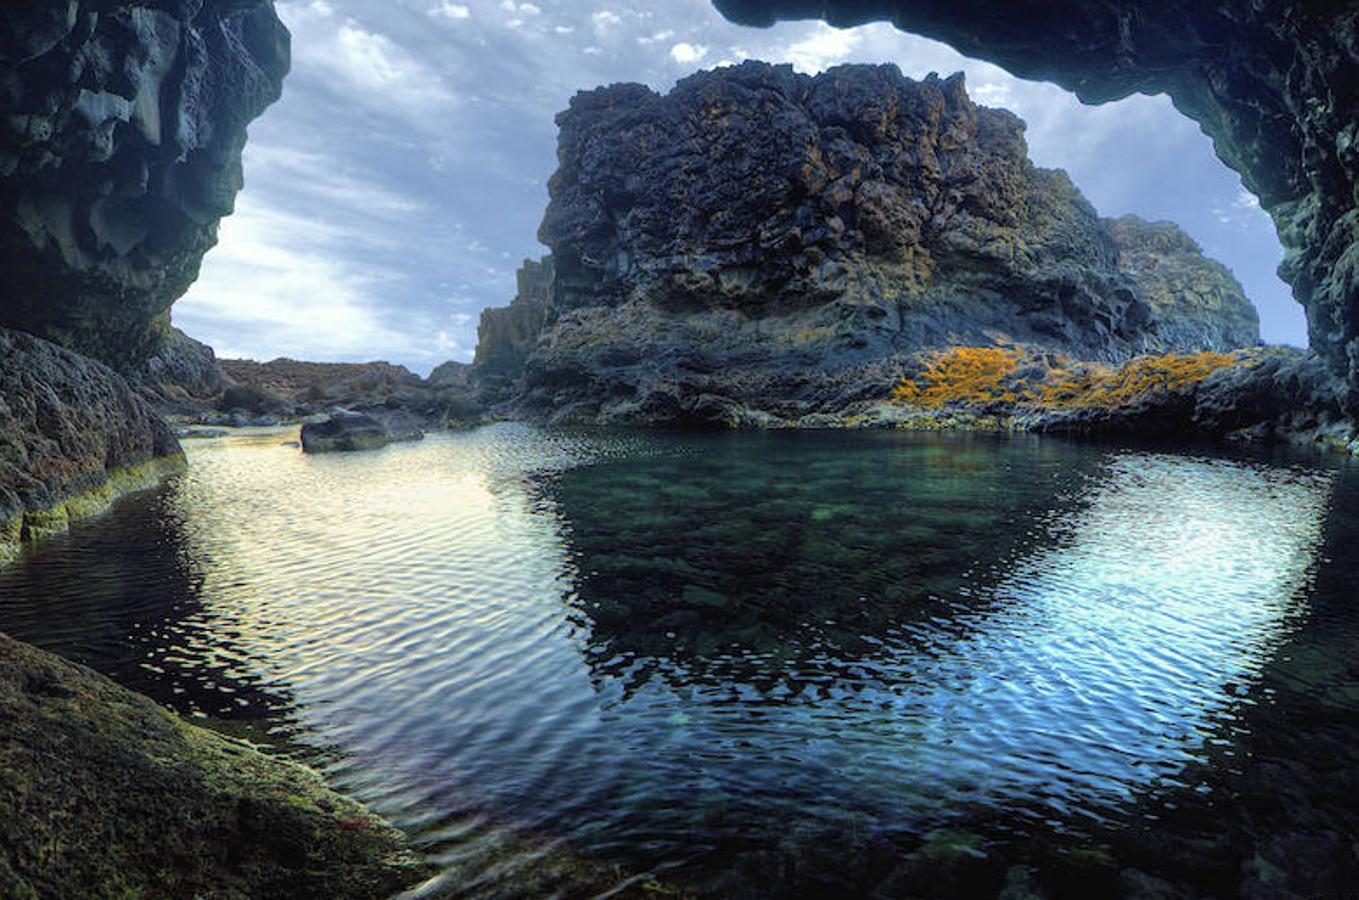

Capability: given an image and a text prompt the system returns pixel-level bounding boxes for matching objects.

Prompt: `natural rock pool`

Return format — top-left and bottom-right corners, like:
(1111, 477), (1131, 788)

(1, 425), (1356, 897)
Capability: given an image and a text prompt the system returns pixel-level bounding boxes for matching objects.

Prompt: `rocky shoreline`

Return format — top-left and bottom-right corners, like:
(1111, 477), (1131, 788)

(0, 634), (431, 899)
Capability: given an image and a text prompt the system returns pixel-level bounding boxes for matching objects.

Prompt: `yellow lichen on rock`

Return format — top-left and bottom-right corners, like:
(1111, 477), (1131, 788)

(1037, 352), (1240, 409)
(892, 347), (1246, 413)
(892, 347), (1026, 407)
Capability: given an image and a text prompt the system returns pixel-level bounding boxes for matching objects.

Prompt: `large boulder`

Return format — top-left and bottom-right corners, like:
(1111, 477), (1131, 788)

(0, 0), (289, 369)
(0, 632), (430, 899)
(713, 0), (1359, 402)
(300, 410), (391, 454)
(474, 62), (1259, 424)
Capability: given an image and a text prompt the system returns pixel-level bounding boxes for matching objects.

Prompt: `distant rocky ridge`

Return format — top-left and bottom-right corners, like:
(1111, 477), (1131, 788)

(135, 333), (482, 440)
(473, 62), (1260, 426)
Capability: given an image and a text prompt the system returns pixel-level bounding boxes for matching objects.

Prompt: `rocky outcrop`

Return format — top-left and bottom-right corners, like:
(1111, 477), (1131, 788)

(0, 632), (430, 899)
(300, 410), (393, 454)
(475, 62), (1258, 425)
(0, 0), (289, 369)
(1108, 215), (1259, 354)
(474, 257), (554, 405)
(137, 327), (229, 414)
(136, 354), (484, 430)
(860, 345), (1354, 451)
(713, 0), (1359, 403)
(0, 326), (184, 563)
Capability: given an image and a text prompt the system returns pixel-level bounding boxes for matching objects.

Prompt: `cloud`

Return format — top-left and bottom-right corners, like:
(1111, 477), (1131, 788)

(784, 24), (859, 73)
(187, 0), (1307, 369)
(591, 9), (621, 36)
(670, 42), (707, 64)
(428, 2), (469, 20)
(278, 2), (455, 124)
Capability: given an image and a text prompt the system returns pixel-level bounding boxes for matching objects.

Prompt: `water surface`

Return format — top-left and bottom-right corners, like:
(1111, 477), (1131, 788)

(1, 425), (1355, 896)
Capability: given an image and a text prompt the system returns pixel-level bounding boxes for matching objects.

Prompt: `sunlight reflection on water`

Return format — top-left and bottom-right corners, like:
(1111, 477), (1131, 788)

(0, 425), (1337, 894)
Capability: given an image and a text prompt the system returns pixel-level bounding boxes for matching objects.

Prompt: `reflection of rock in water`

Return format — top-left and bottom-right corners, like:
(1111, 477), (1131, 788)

(544, 435), (1341, 896)
(544, 430), (1103, 689)
(0, 481), (302, 747)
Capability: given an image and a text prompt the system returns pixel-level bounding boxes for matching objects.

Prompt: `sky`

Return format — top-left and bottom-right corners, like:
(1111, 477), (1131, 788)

(174, 0), (1306, 374)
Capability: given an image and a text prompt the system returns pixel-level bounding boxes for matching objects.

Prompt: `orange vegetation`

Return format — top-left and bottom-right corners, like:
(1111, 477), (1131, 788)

(891, 347), (1025, 407)
(1037, 352), (1238, 409)
(892, 348), (1242, 411)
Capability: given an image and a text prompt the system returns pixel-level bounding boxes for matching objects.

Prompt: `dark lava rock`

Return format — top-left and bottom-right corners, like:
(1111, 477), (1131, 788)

(300, 410), (391, 454)
(137, 327), (229, 413)
(713, 0), (1359, 403)
(0, 1), (289, 369)
(474, 62), (1259, 425)
(0, 632), (430, 899)
(0, 326), (183, 560)
(1108, 215), (1259, 354)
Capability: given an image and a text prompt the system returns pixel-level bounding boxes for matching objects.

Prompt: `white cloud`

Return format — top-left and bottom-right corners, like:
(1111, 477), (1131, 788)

(637, 29), (675, 45)
(784, 24), (859, 74)
(669, 42), (707, 64)
(591, 10), (621, 36)
(428, 2), (469, 20)
(278, 2), (456, 123)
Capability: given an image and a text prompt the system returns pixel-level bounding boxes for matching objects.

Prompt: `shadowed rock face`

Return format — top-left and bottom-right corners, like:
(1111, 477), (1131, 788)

(0, 326), (183, 561)
(0, 0), (290, 369)
(713, 0), (1359, 399)
(475, 62), (1258, 424)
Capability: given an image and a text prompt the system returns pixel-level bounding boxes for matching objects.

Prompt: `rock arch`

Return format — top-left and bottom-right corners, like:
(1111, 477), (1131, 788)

(714, 1), (1359, 400)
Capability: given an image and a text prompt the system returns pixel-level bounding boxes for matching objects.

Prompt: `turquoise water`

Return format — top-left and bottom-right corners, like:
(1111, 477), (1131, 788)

(1, 425), (1356, 896)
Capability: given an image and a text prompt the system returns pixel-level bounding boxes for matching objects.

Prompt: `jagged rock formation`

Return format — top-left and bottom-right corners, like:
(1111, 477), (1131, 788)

(0, 0), (289, 369)
(0, 632), (431, 899)
(713, 0), (1359, 402)
(1108, 215), (1259, 353)
(475, 62), (1259, 425)
(0, 327), (183, 563)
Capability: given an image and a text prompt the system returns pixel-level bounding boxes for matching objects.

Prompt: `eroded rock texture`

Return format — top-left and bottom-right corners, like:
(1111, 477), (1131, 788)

(476, 62), (1258, 424)
(714, 0), (1359, 397)
(0, 326), (182, 560)
(0, 0), (289, 368)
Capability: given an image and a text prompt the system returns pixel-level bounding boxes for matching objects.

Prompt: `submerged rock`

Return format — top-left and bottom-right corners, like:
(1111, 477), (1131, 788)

(473, 62), (1259, 425)
(0, 632), (430, 899)
(0, 327), (184, 562)
(300, 411), (391, 454)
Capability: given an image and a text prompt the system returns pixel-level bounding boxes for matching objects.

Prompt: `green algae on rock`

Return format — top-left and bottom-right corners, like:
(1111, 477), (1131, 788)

(0, 327), (187, 561)
(0, 632), (431, 900)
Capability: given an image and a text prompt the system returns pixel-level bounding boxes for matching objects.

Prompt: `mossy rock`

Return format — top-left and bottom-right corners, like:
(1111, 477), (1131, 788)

(0, 633), (432, 899)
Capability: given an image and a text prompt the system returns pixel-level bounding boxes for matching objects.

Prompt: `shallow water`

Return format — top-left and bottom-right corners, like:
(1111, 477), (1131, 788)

(2, 425), (1356, 896)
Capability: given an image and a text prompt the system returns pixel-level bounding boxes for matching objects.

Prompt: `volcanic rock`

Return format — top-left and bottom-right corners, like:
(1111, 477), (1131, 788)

(474, 62), (1259, 425)
(0, 0), (289, 369)
(713, 0), (1359, 403)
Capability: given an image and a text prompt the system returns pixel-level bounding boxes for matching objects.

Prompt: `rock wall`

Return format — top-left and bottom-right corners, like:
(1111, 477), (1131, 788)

(0, 326), (184, 563)
(475, 62), (1259, 424)
(713, 0), (1359, 400)
(1108, 215), (1259, 353)
(0, 0), (289, 369)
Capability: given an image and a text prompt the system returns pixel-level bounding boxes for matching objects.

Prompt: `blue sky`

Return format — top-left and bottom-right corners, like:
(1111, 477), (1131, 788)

(174, 0), (1304, 374)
